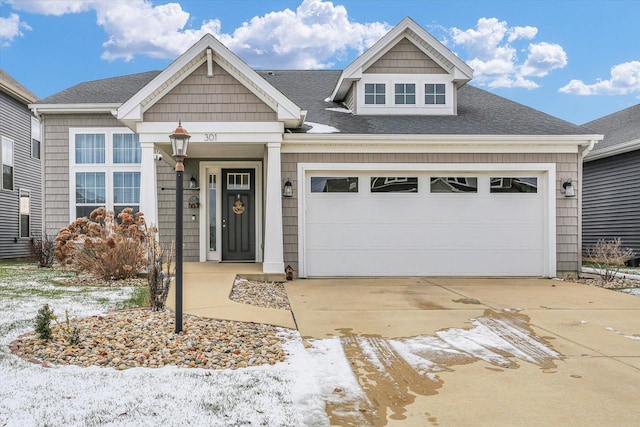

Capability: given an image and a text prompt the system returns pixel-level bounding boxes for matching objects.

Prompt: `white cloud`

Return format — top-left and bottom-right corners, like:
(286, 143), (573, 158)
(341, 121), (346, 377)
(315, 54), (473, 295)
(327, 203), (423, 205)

(559, 61), (640, 95)
(7, 0), (92, 15)
(449, 17), (567, 89)
(0, 13), (31, 46)
(5, 0), (390, 67)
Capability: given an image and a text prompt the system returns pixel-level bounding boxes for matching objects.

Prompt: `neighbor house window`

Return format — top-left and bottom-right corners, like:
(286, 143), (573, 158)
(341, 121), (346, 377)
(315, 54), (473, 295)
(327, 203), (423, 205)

(395, 83), (416, 105)
(364, 83), (385, 105)
(31, 117), (41, 159)
(19, 189), (30, 238)
(425, 84), (446, 105)
(1, 136), (14, 191)
(430, 177), (477, 193)
(311, 177), (359, 193)
(70, 128), (141, 221)
(113, 172), (141, 215)
(75, 134), (105, 164)
(371, 177), (418, 193)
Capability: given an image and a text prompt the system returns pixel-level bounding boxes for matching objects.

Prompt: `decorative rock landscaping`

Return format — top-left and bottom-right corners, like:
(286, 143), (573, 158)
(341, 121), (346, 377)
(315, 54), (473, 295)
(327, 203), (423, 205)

(11, 277), (294, 371)
(11, 309), (291, 370)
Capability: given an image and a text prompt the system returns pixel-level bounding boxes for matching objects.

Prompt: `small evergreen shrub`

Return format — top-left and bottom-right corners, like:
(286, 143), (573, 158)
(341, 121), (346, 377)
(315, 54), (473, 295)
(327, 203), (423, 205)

(35, 304), (54, 341)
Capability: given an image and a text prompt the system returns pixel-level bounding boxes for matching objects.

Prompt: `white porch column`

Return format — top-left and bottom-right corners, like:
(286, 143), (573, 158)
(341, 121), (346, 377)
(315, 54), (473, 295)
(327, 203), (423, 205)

(262, 142), (285, 274)
(139, 142), (158, 227)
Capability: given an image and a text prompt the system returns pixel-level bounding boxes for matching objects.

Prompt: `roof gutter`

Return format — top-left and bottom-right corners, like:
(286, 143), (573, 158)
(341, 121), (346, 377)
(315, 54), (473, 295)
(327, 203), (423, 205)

(28, 103), (122, 115)
(581, 139), (597, 160)
(584, 138), (640, 162)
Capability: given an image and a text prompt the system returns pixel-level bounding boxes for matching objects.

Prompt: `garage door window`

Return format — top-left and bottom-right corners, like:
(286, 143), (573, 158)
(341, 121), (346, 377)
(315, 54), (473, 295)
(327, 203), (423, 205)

(490, 177), (537, 193)
(311, 177), (358, 193)
(430, 177), (477, 193)
(371, 177), (418, 193)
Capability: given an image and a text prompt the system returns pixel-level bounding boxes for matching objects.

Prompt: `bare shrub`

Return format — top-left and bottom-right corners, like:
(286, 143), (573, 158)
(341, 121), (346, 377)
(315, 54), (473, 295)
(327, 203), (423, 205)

(147, 226), (174, 311)
(30, 234), (56, 268)
(586, 238), (635, 283)
(54, 208), (148, 280)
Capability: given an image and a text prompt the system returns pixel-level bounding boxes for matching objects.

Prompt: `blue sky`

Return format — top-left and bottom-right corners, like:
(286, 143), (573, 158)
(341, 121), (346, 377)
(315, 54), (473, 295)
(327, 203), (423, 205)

(1, 0), (638, 124)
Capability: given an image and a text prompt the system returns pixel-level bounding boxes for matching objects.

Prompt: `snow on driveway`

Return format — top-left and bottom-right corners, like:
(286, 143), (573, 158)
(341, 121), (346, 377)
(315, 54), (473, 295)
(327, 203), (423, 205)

(1, 266), (562, 426)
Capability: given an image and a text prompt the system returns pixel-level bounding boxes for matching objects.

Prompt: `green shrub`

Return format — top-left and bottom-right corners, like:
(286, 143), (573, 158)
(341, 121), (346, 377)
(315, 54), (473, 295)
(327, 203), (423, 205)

(35, 304), (54, 341)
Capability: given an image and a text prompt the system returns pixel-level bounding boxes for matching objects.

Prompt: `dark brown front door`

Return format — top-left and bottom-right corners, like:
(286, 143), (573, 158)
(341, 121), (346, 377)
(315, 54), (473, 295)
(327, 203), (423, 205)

(222, 169), (255, 261)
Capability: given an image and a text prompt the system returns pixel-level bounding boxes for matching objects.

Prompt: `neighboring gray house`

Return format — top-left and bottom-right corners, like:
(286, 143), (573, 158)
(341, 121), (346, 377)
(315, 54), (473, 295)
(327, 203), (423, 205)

(582, 104), (640, 263)
(0, 69), (42, 259)
(32, 18), (601, 278)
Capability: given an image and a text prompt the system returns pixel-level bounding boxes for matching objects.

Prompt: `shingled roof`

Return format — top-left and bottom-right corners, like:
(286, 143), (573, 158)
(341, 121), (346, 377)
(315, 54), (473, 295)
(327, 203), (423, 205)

(0, 68), (38, 104)
(36, 71), (161, 104)
(582, 103), (640, 152)
(35, 68), (591, 136)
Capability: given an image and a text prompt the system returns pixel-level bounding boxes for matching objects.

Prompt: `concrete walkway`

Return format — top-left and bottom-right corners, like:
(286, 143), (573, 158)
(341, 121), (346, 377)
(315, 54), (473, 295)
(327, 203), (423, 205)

(165, 262), (296, 329)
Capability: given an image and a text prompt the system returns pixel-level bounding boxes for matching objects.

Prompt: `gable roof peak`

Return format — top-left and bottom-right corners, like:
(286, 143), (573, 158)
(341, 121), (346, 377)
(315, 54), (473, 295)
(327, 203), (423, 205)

(330, 17), (474, 102)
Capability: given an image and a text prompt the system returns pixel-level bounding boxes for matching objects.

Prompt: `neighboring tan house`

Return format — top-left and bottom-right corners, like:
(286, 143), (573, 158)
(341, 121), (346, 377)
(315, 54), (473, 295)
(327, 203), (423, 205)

(0, 69), (42, 259)
(31, 17), (601, 278)
(582, 103), (640, 264)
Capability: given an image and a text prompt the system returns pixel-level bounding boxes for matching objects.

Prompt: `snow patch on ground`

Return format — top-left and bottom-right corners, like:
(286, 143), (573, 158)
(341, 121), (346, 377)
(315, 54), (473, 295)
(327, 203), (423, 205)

(325, 107), (352, 114)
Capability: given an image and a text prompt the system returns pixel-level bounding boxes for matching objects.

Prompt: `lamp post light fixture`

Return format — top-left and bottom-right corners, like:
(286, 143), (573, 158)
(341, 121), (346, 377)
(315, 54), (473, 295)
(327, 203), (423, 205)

(169, 120), (191, 333)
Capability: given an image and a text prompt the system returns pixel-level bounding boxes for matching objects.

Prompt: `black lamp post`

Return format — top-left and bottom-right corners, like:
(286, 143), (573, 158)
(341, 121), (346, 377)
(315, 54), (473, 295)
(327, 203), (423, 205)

(169, 120), (191, 333)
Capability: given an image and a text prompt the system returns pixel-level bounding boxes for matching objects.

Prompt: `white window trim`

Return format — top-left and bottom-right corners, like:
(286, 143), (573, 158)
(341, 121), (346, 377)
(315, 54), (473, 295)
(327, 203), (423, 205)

(68, 127), (141, 222)
(297, 163), (556, 278)
(1, 136), (14, 192)
(357, 74), (454, 115)
(19, 189), (31, 238)
(31, 117), (41, 160)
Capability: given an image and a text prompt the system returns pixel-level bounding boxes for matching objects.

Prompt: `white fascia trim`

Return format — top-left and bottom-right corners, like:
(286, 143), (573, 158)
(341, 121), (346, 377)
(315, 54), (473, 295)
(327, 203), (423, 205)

(296, 162), (557, 278)
(282, 134), (600, 154)
(331, 17), (473, 101)
(117, 34), (303, 126)
(584, 139), (640, 161)
(30, 103), (121, 114)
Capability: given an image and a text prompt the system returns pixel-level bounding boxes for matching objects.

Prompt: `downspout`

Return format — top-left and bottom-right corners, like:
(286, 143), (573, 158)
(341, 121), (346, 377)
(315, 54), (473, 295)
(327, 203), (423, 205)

(581, 139), (596, 159)
(577, 139), (597, 278)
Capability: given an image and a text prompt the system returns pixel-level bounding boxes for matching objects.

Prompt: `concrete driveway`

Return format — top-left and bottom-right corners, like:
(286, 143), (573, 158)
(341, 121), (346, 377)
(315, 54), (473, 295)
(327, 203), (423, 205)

(286, 277), (640, 426)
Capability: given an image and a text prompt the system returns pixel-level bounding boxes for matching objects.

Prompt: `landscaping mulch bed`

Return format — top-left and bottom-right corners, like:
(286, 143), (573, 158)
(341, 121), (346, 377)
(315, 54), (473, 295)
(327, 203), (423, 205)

(56, 274), (147, 287)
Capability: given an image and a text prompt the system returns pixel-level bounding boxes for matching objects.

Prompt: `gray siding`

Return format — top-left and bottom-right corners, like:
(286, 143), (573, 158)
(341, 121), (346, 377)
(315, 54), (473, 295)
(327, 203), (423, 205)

(156, 159), (200, 262)
(282, 152), (580, 277)
(365, 38), (447, 74)
(583, 149), (640, 257)
(41, 113), (121, 235)
(145, 63), (277, 123)
(0, 92), (42, 259)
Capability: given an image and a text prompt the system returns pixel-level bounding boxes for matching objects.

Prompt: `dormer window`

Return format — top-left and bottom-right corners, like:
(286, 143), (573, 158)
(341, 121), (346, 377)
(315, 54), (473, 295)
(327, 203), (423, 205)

(425, 83), (446, 105)
(395, 84), (416, 105)
(364, 83), (386, 105)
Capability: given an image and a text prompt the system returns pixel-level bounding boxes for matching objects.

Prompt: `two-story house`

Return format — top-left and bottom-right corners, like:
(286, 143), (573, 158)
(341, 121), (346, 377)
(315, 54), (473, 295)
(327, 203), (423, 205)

(31, 18), (600, 278)
(0, 69), (42, 259)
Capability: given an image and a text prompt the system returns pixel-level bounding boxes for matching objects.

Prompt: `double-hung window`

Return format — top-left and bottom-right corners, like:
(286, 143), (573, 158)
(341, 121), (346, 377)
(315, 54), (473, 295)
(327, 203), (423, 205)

(70, 129), (141, 220)
(395, 83), (416, 105)
(1, 136), (14, 191)
(31, 117), (41, 159)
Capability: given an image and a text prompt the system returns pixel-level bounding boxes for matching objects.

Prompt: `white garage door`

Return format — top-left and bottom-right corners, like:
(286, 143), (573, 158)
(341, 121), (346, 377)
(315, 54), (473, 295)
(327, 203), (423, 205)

(303, 171), (547, 277)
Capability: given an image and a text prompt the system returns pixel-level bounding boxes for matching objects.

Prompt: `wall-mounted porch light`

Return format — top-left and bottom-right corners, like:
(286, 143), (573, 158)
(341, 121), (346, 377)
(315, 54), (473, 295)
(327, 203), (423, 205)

(283, 179), (293, 197)
(562, 179), (575, 197)
(189, 175), (197, 189)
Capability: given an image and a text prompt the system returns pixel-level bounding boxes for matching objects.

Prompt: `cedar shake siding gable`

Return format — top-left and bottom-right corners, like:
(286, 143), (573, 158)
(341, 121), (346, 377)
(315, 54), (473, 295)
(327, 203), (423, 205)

(144, 63), (277, 123)
(364, 38), (448, 74)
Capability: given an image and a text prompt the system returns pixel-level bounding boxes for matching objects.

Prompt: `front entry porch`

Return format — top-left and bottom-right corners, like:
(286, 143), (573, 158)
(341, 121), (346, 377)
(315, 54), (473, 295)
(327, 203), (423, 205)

(165, 262), (294, 329)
